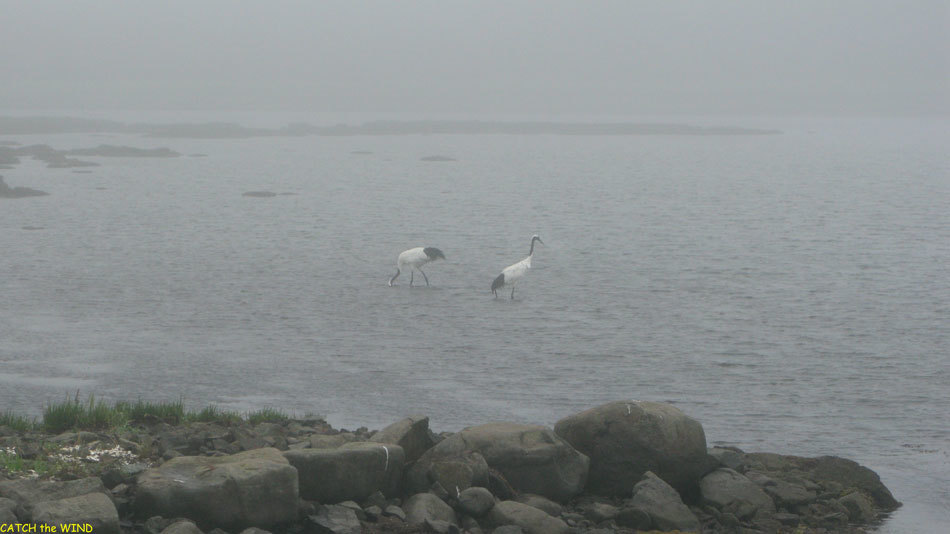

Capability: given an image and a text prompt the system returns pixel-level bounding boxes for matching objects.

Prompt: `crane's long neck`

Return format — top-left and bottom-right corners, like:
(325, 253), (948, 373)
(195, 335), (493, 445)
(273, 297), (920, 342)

(528, 237), (538, 256)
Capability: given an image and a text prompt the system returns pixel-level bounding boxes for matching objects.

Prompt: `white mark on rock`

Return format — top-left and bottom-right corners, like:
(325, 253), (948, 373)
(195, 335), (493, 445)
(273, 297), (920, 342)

(382, 445), (390, 471)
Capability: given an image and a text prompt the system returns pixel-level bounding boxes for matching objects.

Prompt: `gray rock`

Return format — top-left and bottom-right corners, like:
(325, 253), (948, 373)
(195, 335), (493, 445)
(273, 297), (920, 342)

(615, 507), (652, 530)
(773, 512), (800, 526)
(0, 176), (48, 198)
(491, 526), (524, 534)
(403, 492), (458, 527)
(238, 529), (272, 534)
(458, 486), (495, 516)
(309, 434), (349, 448)
(361, 490), (388, 510)
(0, 497), (16, 522)
(309, 504), (361, 534)
(135, 447), (298, 531)
(700, 468), (775, 519)
(488, 501), (569, 534)
(32, 493), (120, 534)
(584, 502), (620, 523)
(410, 422), (588, 502)
(554, 400), (707, 497)
(425, 518), (458, 533)
(709, 447), (745, 470)
(743, 452), (899, 511)
(759, 478), (816, 507)
(514, 494), (561, 517)
(284, 442), (404, 502)
(807, 456), (900, 510)
(369, 415), (435, 464)
(383, 504), (406, 521)
(160, 520), (204, 534)
(364, 505), (383, 519)
(460, 515), (483, 534)
(630, 471), (700, 532)
(838, 491), (876, 522)
(0, 477), (108, 519)
(337, 500), (366, 520)
(406, 450), (490, 495)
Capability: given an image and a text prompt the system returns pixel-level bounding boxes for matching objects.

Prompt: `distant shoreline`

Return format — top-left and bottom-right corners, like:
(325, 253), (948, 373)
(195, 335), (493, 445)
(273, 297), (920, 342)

(0, 116), (780, 139)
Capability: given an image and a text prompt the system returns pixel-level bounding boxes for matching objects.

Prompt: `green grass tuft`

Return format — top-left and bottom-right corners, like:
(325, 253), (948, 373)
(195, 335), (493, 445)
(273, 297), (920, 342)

(186, 404), (242, 425)
(34, 392), (295, 432)
(246, 407), (290, 425)
(0, 411), (36, 432)
(43, 393), (126, 433)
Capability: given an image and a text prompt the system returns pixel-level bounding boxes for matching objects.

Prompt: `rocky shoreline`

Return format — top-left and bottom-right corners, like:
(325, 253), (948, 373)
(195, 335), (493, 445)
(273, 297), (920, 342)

(0, 400), (899, 533)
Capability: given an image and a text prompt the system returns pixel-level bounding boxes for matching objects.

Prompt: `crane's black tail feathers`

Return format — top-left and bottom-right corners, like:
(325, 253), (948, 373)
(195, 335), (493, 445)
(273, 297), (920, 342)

(423, 247), (445, 260)
(491, 273), (505, 294)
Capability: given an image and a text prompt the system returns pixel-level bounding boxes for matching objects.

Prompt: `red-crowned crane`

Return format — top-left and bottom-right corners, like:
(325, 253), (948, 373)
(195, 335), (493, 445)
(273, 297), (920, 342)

(491, 235), (543, 299)
(389, 247), (446, 287)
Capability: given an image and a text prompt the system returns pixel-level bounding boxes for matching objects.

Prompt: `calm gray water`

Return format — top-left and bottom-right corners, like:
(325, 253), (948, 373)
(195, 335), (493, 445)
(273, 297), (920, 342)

(1, 115), (948, 531)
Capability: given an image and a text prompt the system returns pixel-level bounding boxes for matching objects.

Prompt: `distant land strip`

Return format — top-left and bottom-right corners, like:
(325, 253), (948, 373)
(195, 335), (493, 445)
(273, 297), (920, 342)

(0, 116), (780, 138)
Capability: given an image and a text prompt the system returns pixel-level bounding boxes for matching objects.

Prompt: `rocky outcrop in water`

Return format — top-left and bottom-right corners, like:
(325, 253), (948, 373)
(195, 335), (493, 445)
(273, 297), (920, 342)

(0, 400), (900, 533)
(66, 145), (180, 158)
(0, 176), (49, 198)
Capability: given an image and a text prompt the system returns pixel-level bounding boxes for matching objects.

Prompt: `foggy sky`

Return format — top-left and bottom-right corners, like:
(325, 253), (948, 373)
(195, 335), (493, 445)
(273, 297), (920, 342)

(1, 0), (947, 116)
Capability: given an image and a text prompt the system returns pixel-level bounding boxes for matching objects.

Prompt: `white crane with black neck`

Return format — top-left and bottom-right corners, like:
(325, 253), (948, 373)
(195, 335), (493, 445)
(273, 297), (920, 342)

(389, 247), (446, 287)
(491, 235), (543, 299)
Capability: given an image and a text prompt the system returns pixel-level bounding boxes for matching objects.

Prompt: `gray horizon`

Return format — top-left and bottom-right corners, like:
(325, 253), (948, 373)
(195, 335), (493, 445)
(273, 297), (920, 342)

(1, 0), (947, 116)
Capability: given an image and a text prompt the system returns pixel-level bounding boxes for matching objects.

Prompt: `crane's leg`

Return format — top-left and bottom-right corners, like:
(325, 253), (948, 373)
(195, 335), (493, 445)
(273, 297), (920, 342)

(510, 286), (515, 299)
(389, 269), (400, 287)
(410, 271), (414, 287)
(419, 269), (429, 286)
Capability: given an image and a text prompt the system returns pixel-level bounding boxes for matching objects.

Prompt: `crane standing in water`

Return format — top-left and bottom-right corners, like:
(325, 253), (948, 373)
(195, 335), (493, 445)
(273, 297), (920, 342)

(389, 247), (446, 287)
(491, 235), (543, 299)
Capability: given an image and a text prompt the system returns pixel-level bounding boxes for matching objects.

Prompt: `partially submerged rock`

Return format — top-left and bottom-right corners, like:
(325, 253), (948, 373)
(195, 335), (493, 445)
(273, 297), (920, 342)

(0, 175), (48, 198)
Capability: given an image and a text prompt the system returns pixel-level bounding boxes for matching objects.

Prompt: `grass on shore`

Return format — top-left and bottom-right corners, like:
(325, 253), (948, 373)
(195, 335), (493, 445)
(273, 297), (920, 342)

(3, 393), (293, 434)
(1, 410), (36, 433)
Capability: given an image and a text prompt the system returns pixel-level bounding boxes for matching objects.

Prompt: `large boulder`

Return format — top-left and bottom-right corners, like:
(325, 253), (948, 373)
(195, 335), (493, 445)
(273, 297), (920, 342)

(554, 400), (707, 497)
(0, 477), (109, 519)
(488, 500), (569, 534)
(31, 493), (120, 534)
(629, 471), (700, 532)
(408, 422), (588, 502)
(369, 415), (435, 464)
(700, 468), (775, 519)
(136, 447), (298, 531)
(0, 498), (16, 522)
(284, 442), (404, 502)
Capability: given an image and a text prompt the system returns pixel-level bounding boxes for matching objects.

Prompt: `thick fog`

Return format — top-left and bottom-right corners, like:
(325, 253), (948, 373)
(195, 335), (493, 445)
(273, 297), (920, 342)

(1, 0), (946, 115)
